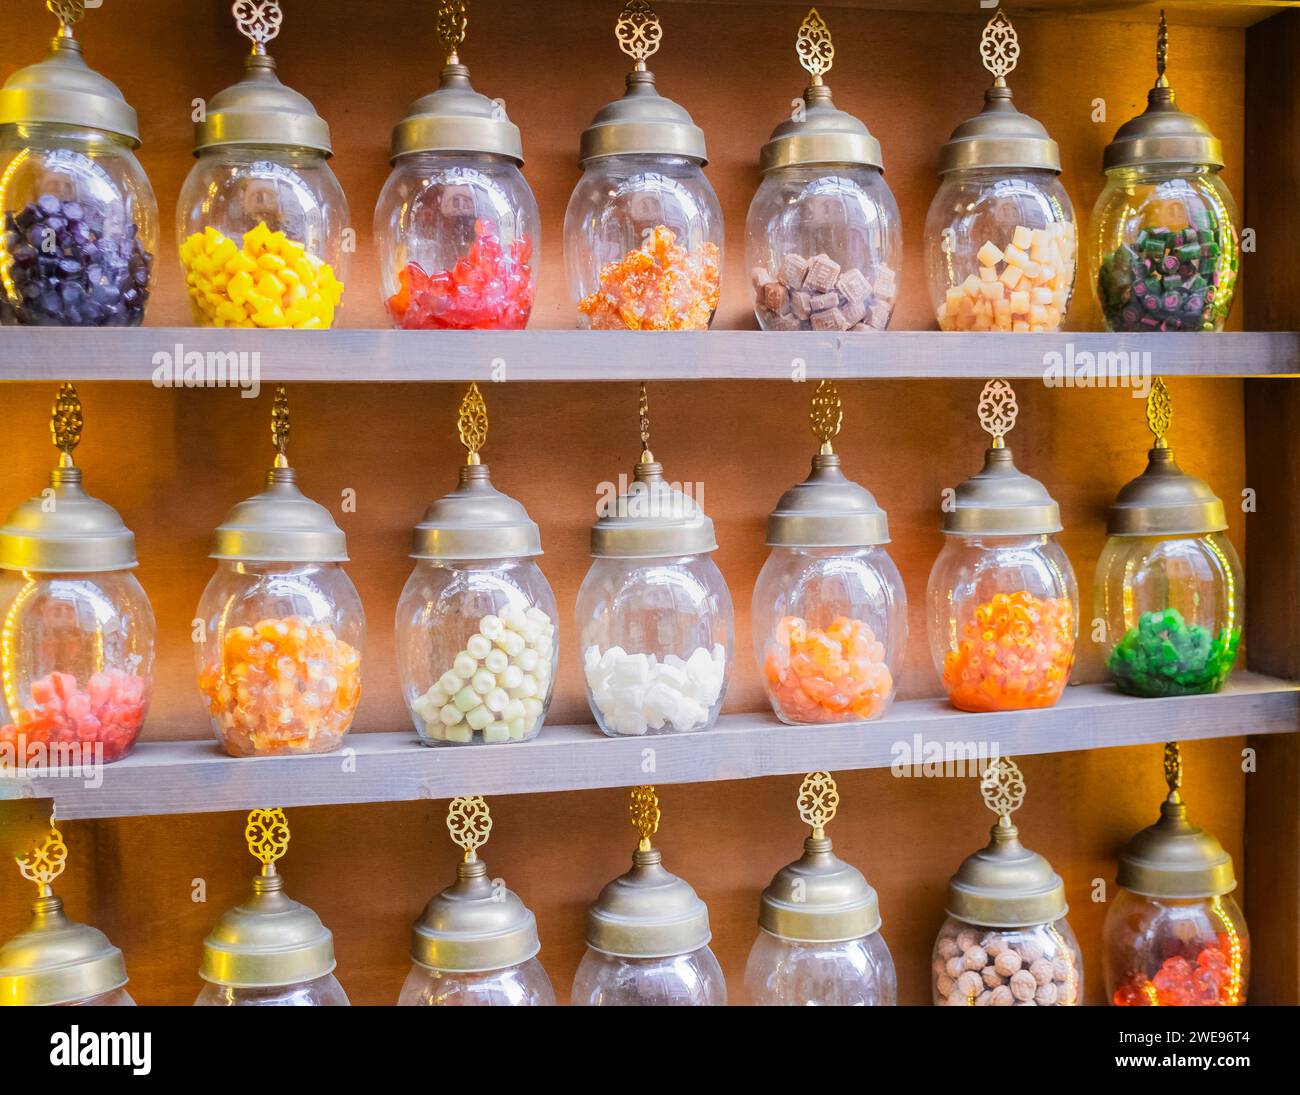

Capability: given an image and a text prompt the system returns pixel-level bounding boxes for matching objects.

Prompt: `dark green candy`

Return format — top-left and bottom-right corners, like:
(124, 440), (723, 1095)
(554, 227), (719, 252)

(1108, 608), (1240, 698)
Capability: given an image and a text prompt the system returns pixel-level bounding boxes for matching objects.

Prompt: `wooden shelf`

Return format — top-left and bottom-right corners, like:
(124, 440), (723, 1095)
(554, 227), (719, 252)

(0, 329), (1296, 382)
(6, 674), (1294, 820)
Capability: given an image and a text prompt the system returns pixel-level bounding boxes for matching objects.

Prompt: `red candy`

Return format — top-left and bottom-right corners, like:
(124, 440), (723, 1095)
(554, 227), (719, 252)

(1112, 938), (1243, 1007)
(0, 668), (149, 763)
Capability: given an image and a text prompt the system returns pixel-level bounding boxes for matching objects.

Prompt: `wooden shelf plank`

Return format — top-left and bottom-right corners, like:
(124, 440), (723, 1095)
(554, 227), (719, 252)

(5, 674), (1295, 820)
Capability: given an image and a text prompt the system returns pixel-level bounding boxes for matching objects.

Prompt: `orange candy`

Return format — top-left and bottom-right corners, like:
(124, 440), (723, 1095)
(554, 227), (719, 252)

(766, 614), (893, 724)
(578, 225), (720, 330)
(941, 591), (1075, 712)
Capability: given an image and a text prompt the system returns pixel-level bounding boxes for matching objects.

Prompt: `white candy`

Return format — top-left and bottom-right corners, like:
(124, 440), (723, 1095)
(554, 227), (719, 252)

(503, 699), (526, 722)
(517, 674), (539, 699)
(471, 669), (496, 695)
(484, 649), (508, 675)
(425, 684), (448, 709)
(522, 697), (544, 722)
(516, 648), (539, 673)
(466, 705), (492, 731)
(501, 664), (524, 690)
(485, 687), (509, 713)
(583, 645), (601, 671)
(479, 614), (503, 640)
(501, 605), (527, 632)
(439, 704), (464, 726)
(508, 717), (528, 740)
(444, 723), (472, 744)
(484, 720), (510, 744)
(439, 670), (463, 695)
(587, 645), (726, 736)
(497, 631), (525, 658)
(466, 634), (492, 660)
(454, 686), (479, 713)
(525, 606), (551, 627)
(534, 633), (553, 659)
(453, 653), (477, 679)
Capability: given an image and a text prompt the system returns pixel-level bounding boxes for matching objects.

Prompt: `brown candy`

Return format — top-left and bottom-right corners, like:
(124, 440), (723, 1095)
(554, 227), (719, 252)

(994, 949), (1023, 977)
(956, 971), (984, 999)
(778, 253), (809, 290)
(804, 253), (841, 293)
(1010, 969), (1038, 1002)
(759, 281), (789, 315)
(990, 985), (1015, 1006)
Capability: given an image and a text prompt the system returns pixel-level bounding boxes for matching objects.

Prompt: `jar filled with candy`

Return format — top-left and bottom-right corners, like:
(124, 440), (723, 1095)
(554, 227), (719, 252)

(195, 389), (363, 758)
(376, 2), (537, 330)
(577, 386), (733, 737)
(196, 809), (349, 1006)
(177, 1), (348, 329)
(573, 787), (726, 1006)
(0, 2), (156, 327)
(1097, 381), (1241, 697)
(564, 2), (722, 330)
(0, 385), (154, 765)
(746, 773), (897, 1006)
(752, 381), (905, 724)
(1105, 744), (1249, 1006)
(1092, 14), (1238, 333)
(746, 10), (900, 332)
(927, 381), (1077, 712)
(400, 797), (555, 1006)
(933, 758), (1083, 1007)
(396, 385), (557, 745)
(924, 10), (1075, 333)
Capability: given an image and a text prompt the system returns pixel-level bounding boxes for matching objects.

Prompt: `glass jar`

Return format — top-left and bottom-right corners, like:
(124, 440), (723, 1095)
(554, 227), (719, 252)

(195, 973), (348, 1007)
(746, 931), (896, 1006)
(399, 960), (555, 1006)
(571, 948), (726, 1006)
(932, 916), (1083, 1006)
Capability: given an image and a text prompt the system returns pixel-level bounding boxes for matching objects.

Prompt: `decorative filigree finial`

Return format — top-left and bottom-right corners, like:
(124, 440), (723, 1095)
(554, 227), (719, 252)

(630, 785), (660, 852)
(638, 382), (655, 463)
(271, 386), (290, 468)
(457, 383), (489, 466)
(616, 1), (662, 72)
(1163, 741), (1183, 804)
(979, 8), (1020, 88)
(796, 8), (834, 85)
(245, 808), (290, 875)
(437, 0), (469, 65)
(810, 379), (842, 455)
(1146, 378), (1172, 449)
(16, 818), (67, 898)
(977, 379), (1018, 449)
(1155, 9), (1169, 87)
(46, 0), (84, 36)
(50, 382), (83, 468)
(232, 0), (283, 56)
(446, 795), (493, 862)
(980, 756), (1026, 826)
(797, 772), (839, 839)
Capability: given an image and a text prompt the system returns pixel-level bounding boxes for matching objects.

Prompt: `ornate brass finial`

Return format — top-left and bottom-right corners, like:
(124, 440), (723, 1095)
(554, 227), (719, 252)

(232, 0), (284, 56)
(980, 756), (1026, 827)
(50, 382), (83, 468)
(977, 379), (1018, 449)
(637, 382), (655, 463)
(457, 382), (489, 466)
(437, 0), (469, 65)
(797, 772), (839, 839)
(630, 785), (660, 852)
(1146, 378), (1172, 449)
(245, 808), (290, 875)
(446, 795), (493, 863)
(810, 379), (842, 455)
(979, 8), (1020, 88)
(1155, 9), (1169, 87)
(1163, 741), (1183, 804)
(46, 0), (84, 35)
(271, 385), (290, 468)
(616, 1), (662, 72)
(796, 8), (834, 86)
(16, 817), (68, 898)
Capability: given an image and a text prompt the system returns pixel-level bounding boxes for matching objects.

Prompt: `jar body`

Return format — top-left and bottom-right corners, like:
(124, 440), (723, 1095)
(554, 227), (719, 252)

(924, 168), (1075, 332)
(1095, 532), (1242, 697)
(932, 915), (1083, 1005)
(1091, 165), (1239, 332)
(194, 560), (364, 757)
(397, 959), (555, 1006)
(1104, 888), (1248, 1006)
(564, 154), (723, 329)
(176, 146), (349, 328)
(577, 553), (733, 736)
(375, 152), (537, 329)
(0, 123), (157, 327)
(0, 569), (154, 764)
(751, 545), (906, 724)
(395, 557), (558, 745)
(927, 534), (1078, 712)
(570, 946), (727, 1006)
(745, 928), (898, 1006)
(745, 164), (901, 331)
(194, 974), (349, 1006)
(63, 988), (135, 1006)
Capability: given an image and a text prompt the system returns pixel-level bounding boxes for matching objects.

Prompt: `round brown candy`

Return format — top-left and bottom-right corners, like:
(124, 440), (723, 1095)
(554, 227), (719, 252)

(964, 945), (988, 971)
(994, 949), (1023, 977)
(1016, 939), (1045, 964)
(956, 929), (980, 951)
(990, 985), (1014, 1006)
(938, 938), (960, 960)
(1030, 958), (1054, 986)
(956, 971), (983, 999)
(983, 933), (1007, 957)
(946, 955), (966, 979)
(982, 966), (1004, 989)
(1010, 969), (1038, 1001)
(1035, 982), (1059, 1006)
(937, 973), (956, 997)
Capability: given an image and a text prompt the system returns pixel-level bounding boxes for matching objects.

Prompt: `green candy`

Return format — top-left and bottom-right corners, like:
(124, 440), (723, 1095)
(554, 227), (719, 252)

(1108, 608), (1240, 698)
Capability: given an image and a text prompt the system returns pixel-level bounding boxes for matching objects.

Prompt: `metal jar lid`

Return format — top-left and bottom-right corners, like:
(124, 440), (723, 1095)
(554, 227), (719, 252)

(1103, 14), (1224, 173)
(0, 4), (139, 146)
(943, 380), (1062, 536)
(937, 10), (1060, 176)
(194, 2), (332, 156)
(200, 810), (336, 989)
(946, 758), (1069, 929)
(0, 384), (138, 574)
(579, 2), (707, 165)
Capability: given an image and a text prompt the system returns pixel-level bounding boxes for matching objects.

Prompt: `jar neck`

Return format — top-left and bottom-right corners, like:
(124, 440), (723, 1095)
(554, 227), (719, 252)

(951, 533), (1051, 549)
(221, 560), (341, 576)
(197, 145), (328, 167)
(2, 121), (132, 153)
(1106, 162), (1221, 183)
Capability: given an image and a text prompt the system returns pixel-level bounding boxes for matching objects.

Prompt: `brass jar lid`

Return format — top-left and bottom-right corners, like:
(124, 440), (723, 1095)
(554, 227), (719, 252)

(194, 1), (332, 156)
(413, 385), (542, 561)
(1117, 743), (1236, 899)
(586, 787), (712, 959)
(411, 797), (542, 973)
(579, 2), (707, 165)
(591, 385), (717, 558)
(1103, 14), (1223, 172)
(759, 773), (882, 943)
(200, 809), (336, 989)
(937, 10), (1060, 176)
(1108, 381), (1227, 537)
(943, 380), (1062, 536)
(946, 758), (1068, 929)
(0, 3), (139, 145)
(760, 10), (882, 173)
(211, 388), (348, 564)
(0, 384), (138, 574)
(767, 381), (889, 548)
(0, 819), (128, 1007)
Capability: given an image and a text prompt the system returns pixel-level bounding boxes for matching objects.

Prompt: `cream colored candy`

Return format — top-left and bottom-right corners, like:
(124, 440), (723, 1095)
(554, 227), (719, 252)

(937, 220), (1075, 332)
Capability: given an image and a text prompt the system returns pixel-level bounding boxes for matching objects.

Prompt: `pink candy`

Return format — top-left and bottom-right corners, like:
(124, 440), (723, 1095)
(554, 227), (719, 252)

(0, 668), (149, 763)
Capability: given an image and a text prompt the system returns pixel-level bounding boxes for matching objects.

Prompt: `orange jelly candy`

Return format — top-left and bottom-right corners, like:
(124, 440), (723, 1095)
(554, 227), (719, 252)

(942, 591), (1074, 712)
(198, 615), (361, 757)
(578, 225), (720, 330)
(765, 614), (893, 724)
